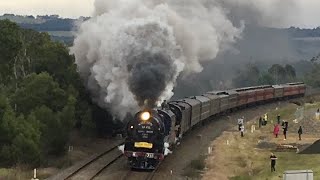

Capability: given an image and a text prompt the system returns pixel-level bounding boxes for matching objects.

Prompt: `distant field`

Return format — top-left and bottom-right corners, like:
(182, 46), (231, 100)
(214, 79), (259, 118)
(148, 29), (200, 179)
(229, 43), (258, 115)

(44, 31), (74, 37)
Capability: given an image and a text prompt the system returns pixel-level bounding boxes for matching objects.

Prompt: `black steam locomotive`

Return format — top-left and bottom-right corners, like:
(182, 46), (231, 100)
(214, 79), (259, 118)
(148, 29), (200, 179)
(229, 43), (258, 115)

(123, 82), (306, 169)
(123, 108), (177, 169)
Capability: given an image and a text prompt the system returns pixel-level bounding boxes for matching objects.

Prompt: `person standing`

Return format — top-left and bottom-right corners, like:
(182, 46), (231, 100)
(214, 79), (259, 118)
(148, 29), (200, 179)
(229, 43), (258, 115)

(240, 125), (244, 137)
(273, 124), (280, 138)
(270, 153), (278, 172)
(283, 121), (288, 140)
(298, 126), (303, 140)
(259, 117), (262, 128)
(238, 117), (244, 131)
(263, 113), (268, 126)
(277, 114), (280, 124)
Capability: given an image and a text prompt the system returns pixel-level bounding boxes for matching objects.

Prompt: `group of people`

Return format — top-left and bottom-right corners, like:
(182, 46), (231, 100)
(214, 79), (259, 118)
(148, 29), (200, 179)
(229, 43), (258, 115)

(272, 119), (289, 140)
(269, 115), (304, 172)
(272, 116), (303, 141)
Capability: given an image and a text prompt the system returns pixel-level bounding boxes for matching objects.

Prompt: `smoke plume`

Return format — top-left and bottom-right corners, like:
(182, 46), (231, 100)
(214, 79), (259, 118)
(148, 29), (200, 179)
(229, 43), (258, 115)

(71, 0), (243, 119)
(71, 0), (298, 120)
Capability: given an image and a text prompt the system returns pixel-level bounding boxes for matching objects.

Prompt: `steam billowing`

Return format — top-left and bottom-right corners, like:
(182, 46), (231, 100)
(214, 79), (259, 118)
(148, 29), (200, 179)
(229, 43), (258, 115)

(71, 0), (298, 120)
(127, 51), (177, 108)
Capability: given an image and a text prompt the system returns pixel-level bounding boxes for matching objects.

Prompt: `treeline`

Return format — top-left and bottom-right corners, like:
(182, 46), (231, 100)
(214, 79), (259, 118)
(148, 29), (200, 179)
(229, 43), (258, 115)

(233, 61), (320, 89)
(232, 64), (297, 87)
(288, 27), (320, 38)
(19, 19), (74, 31)
(0, 20), (116, 167)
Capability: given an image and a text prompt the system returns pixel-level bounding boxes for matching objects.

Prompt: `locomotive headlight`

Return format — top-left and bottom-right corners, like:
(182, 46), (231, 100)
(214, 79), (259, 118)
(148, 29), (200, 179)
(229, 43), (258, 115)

(141, 111), (150, 121)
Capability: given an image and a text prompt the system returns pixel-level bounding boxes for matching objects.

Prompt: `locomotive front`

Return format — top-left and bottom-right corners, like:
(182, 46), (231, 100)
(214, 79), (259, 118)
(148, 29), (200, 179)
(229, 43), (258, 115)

(123, 109), (166, 169)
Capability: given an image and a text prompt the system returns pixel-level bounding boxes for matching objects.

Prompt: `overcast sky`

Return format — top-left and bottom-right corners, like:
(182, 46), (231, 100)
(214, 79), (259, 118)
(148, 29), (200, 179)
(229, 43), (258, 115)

(0, 0), (94, 18)
(0, 0), (320, 28)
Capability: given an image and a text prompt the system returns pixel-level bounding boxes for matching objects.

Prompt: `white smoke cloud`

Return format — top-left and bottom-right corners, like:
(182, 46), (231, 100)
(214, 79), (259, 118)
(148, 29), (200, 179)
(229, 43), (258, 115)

(71, 0), (243, 120)
(71, 0), (298, 120)
(217, 0), (299, 28)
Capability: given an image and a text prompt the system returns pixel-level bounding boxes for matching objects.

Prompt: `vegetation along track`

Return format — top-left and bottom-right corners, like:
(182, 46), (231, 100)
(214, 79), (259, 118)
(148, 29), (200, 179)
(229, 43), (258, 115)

(46, 141), (124, 180)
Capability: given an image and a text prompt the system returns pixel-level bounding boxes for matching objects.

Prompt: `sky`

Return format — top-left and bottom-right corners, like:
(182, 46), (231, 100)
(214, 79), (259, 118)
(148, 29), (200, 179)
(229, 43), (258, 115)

(0, 0), (94, 18)
(0, 0), (320, 28)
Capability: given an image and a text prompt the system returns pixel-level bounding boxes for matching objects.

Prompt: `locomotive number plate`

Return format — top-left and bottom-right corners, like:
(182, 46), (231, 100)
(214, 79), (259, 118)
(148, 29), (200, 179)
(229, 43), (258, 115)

(134, 142), (153, 149)
(145, 153), (154, 158)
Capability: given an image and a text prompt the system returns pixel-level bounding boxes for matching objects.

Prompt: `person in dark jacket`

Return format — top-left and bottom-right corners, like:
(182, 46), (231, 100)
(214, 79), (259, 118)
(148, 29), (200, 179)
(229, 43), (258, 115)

(298, 126), (303, 140)
(270, 153), (277, 172)
(282, 121), (288, 140)
(259, 117), (262, 128)
(277, 114), (280, 124)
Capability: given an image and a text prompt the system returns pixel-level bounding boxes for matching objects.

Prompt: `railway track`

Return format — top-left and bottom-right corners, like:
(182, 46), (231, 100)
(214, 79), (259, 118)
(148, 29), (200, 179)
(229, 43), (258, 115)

(121, 162), (161, 180)
(46, 141), (124, 180)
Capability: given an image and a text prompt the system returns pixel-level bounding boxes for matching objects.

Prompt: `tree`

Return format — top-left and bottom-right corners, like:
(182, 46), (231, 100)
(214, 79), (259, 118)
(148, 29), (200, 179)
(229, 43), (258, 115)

(233, 64), (260, 87)
(59, 95), (76, 131)
(268, 64), (287, 84)
(284, 64), (296, 82)
(258, 73), (275, 85)
(0, 20), (23, 84)
(12, 72), (67, 115)
(33, 106), (67, 155)
(80, 108), (96, 136)
(305, 63), (320, 87)
(0, 106), (41, 166)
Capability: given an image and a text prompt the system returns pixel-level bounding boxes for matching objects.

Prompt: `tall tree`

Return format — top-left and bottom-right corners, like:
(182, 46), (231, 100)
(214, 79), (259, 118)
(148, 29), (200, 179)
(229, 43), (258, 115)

(284, 64), (296, 82)
(268, 64), (287, 84)
(233, 63), (260, 87)
(12, 72), (67, 115)
(0, 20), (23, 84)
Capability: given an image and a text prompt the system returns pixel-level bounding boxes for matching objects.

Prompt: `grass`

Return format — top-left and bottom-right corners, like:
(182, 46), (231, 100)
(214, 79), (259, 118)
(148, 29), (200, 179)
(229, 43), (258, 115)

(0, 167), (32, 180)
(254, 152), (320, 180)
(202, 101), (320, 180)
(183, 155), (207, 178)
(0, 166), (58, 179)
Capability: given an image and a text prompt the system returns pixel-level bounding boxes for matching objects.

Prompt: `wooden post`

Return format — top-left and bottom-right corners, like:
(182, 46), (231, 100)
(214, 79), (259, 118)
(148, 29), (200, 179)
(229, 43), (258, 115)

(31, 169), (39, 180)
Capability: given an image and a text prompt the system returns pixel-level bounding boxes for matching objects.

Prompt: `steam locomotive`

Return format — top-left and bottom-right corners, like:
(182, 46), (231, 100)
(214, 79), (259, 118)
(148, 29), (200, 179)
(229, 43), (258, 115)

(123, 82), (306, 169)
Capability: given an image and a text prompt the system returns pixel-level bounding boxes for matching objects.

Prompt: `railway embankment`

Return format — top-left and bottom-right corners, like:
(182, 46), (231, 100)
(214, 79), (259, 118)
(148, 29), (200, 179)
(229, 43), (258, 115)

(202, 98), (320, 180)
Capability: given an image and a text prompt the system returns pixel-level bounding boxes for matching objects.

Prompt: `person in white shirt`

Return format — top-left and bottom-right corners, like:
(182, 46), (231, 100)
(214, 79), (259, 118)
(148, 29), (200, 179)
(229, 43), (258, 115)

(240, 125), (244, 137)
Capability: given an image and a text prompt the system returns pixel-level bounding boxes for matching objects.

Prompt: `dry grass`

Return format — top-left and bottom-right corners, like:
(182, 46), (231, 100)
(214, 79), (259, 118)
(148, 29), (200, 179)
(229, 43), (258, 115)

(202, 102), (320, 180)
